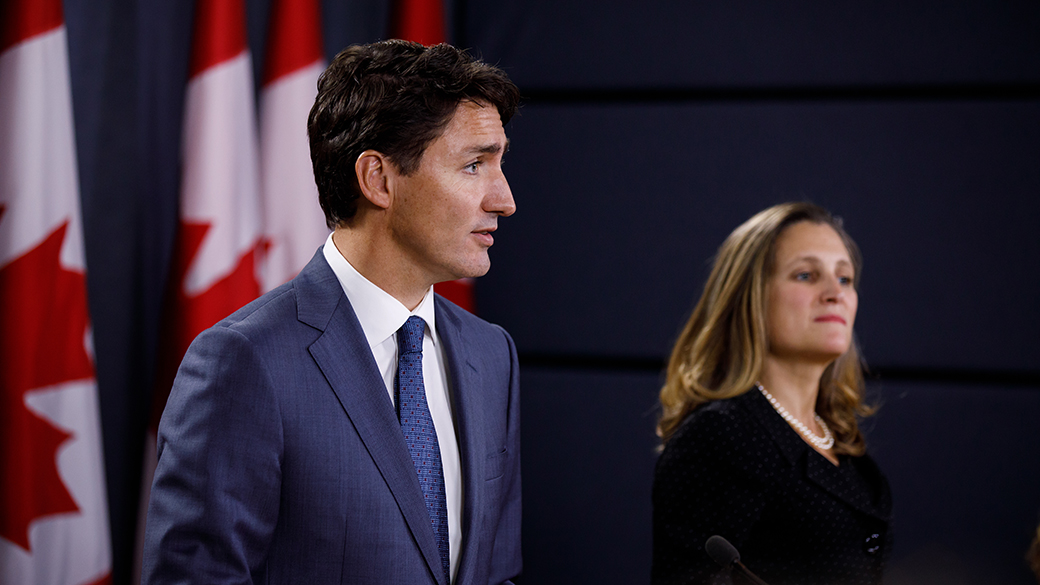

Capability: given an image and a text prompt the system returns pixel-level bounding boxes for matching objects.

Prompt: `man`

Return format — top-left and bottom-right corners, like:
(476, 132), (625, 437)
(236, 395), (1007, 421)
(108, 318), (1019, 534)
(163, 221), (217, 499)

(143, 41), (521, 585)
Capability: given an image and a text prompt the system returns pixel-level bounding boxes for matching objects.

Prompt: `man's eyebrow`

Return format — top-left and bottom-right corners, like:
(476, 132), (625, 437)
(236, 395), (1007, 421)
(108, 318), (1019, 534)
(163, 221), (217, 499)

(466, 139), (510, 155)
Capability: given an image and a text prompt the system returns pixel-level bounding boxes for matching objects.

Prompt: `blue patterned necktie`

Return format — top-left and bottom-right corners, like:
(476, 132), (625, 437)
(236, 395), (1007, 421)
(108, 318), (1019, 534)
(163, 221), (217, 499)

(395, 315), (450, 583)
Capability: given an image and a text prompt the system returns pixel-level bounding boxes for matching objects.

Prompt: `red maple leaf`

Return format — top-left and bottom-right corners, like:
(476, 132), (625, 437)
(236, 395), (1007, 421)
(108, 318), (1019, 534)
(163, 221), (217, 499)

(151, 222), (266, 428)
(0, 214), (93, 551)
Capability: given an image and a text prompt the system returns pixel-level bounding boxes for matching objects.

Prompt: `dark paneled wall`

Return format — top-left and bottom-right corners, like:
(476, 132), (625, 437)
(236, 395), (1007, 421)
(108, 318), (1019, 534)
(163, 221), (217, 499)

(462, 2), (1040, 583)
(867, 382), (1040, 585)
(483, 101), (1040, 368)
(464, 1), (1040, 88)
(521, 368), (660, 583)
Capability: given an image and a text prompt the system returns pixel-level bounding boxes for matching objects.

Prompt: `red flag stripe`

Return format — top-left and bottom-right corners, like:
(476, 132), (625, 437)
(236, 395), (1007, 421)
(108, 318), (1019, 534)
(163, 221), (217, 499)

(188, 0), (249, 78)
(391, 0), (445, 46)
(0, 0), (63, 54)
(262, 0), (323, 85)
(433, 279), (475, 313)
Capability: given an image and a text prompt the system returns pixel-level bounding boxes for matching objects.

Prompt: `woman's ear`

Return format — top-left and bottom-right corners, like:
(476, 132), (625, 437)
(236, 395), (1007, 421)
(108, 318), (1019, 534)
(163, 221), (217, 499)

(355, 150), (392, 209)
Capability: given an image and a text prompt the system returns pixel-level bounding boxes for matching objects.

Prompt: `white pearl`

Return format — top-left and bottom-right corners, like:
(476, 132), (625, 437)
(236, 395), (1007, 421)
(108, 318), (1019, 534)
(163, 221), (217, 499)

(756, 383), (835, 450)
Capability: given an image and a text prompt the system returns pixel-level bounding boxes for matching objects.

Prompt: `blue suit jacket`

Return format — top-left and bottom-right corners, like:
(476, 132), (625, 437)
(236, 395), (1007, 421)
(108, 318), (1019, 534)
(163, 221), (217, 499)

(143, 251), (521, 585)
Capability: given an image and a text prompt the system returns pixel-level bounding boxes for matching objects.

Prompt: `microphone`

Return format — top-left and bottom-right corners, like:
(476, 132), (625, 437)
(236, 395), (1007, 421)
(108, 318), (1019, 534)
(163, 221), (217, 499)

(705, 535), (770, 585)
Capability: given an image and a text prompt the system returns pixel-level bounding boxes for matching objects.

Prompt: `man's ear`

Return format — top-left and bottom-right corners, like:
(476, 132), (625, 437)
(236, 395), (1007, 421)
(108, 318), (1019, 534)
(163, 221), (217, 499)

(355, 150), (392, 210)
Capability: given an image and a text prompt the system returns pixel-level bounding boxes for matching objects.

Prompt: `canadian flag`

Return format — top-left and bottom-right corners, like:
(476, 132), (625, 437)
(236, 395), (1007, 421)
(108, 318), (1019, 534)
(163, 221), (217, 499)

(141, 0), (265, 571)
(150, 0), (264, 432)
(0, 0), (112, 584)
(258, 0), (330, 292)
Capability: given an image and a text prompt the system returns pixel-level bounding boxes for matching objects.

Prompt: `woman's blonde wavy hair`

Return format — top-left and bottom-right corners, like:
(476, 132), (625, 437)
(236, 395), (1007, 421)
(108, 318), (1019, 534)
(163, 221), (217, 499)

(657, 202), (873, 456)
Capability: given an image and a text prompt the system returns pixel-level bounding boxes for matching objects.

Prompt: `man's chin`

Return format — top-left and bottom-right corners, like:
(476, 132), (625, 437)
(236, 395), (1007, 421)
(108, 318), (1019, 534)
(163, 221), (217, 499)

(451, 256), (491, 280)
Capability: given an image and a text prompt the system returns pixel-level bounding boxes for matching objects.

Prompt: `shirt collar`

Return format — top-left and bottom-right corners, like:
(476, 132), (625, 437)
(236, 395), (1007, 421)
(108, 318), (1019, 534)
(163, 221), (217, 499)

(322, 233), (438, 349)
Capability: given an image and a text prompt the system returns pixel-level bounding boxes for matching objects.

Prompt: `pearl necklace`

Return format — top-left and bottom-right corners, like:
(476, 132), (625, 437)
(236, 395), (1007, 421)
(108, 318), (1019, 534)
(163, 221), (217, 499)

(756, 383), (835, 450)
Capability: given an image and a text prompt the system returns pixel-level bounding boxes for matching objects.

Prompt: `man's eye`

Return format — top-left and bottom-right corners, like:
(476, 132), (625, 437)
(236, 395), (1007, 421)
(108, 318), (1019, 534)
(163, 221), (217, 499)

(465, 162), (480, 173)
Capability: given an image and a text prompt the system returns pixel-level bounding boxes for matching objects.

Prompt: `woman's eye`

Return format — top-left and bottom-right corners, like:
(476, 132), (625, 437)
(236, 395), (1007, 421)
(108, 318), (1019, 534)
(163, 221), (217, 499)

(839, 275), (854, 286)
(795, 272), (812, 281)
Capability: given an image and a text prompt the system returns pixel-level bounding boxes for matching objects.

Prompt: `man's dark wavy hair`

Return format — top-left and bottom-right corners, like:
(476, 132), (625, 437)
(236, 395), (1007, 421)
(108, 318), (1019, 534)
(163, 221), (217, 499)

(308, 40), (520, 228)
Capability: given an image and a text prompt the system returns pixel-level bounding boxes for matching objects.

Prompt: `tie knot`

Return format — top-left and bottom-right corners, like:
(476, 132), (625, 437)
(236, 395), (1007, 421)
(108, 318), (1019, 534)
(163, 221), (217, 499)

(398, 315), (425, 356)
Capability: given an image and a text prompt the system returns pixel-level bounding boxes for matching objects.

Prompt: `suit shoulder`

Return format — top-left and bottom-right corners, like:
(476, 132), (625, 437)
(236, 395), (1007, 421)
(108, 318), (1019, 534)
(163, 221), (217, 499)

(659, 393), (775, 476)
(212, 281), (305, 340)
(667, 397), (752, 450)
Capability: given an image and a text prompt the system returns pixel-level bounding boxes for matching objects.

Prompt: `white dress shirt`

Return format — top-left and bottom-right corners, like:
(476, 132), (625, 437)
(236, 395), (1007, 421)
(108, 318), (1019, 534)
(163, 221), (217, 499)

(323, 234), (462, 582)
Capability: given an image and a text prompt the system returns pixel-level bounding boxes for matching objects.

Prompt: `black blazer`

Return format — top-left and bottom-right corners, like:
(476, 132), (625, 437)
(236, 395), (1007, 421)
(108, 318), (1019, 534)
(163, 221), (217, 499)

(652, 389), (892, 585)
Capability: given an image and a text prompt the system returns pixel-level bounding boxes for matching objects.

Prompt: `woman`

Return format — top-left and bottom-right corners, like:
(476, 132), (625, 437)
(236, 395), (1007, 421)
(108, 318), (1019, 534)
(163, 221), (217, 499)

(652, 202), (891, 585)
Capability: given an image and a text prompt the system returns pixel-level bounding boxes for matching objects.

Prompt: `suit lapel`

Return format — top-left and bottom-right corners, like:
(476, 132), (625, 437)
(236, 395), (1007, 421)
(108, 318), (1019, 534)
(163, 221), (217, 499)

(435, 298), (487, 583)
(297, 252), (448, 585)
(742, 389), (889, 521)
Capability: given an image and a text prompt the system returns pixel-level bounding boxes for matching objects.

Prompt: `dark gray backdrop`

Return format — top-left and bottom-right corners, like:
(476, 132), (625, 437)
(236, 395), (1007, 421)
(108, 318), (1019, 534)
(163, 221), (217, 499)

(63, 1), (1040, 584)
